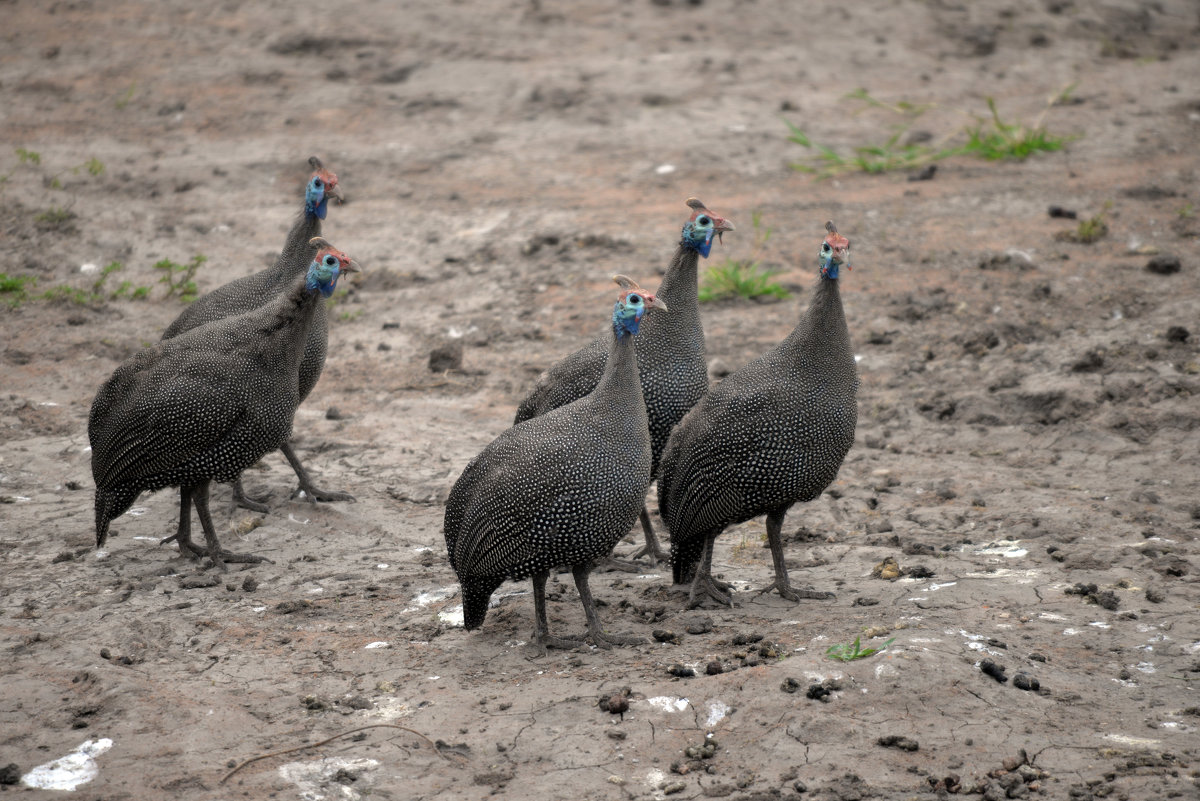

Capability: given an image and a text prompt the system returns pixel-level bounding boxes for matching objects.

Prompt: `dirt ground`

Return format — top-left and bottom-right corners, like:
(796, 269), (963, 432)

(2, 1), (1199, 799)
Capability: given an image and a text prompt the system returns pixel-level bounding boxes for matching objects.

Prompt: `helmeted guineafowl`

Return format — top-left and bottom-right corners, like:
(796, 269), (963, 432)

(90, 239), (359, 568)
(514, 198), (734, 568)
(658, 221), (857, 607)
(161, 156), (352, 510)
(445, 278), (668, 650)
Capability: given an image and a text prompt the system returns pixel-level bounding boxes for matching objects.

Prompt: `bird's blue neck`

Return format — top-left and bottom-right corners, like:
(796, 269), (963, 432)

(681, 223), (714, 258)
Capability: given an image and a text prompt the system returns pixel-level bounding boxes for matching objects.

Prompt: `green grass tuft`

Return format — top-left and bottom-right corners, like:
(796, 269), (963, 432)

(699, 211), (789, 303)
(154, 254), (206, 303)
(825, 636), (895, 662)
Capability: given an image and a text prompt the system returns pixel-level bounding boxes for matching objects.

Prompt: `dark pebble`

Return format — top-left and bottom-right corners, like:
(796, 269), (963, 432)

(0, 764), (20, 785)
(325, 406), (347, 420)
(606, 729), (627, 740)
(65, 480), (83, 490)
(685, 617), (713, 635)
(1029, 652), (1047, 663)
(793, 779), (808, 793)
(242, 576), (258, 593)
(377, 342), (391, 351)
(980, 659), (1008, 683)
(780, 677), (802, 694)
(1165, 326), (1189, 343)
(343, 695), (373, 710)
(852, 597), (880, 607)
(429, 341), (464, 372)
(877, 735), (919, 751)
(908, 164), (937, 181)
(731, 632), (763, 646)
(302, 695), (328, 710)
(806, 683), (832, 702)
(667, 664), (695, 678)
(382, 322), (400, 329)
(1048, 205), (1077, 219)
(705, 661), (724, 675)
(1145, 255), (1182, 275)
(180, 575), (220, 589)
(99, 648), (111, 660)
(1094, 590), (1119, 610)
(1145, 586), (1166, 603)
(274, 600), (313, 614)
(905, 564), (935, 579)
(605, 694), (629, 717)
(652, 629), (680, 645)
(1012, 673), (1040, 692)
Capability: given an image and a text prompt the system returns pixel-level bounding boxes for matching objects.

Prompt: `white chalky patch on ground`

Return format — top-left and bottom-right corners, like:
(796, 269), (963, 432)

(647, 697), (689, 713)
(1102, 734), (1159, 748)
(963, 540), (1027, 558)
(125, 507), (147, 516)
(21, 738), (112, 791)
(278, 757), (379, 801)
(654, 164), (675, 174)
(364, 641), (389, 649)
(705, 700), (729, 727)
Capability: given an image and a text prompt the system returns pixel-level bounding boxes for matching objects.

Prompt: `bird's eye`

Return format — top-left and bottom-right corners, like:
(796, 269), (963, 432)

(324, 255), (336, 266)
(697, 216), (710, 226)
(629, 295), (642, 304)
(822, 242), (831, 252)
(313, 178), (323, 188)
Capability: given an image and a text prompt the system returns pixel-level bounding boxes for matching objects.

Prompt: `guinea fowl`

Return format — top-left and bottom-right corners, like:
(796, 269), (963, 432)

(161, 156), (351, 510)
(445, 279), (667, 650)
(90, 240), (359, 568)
(658, 222), (857, 607)
(514, 198), (734, 567)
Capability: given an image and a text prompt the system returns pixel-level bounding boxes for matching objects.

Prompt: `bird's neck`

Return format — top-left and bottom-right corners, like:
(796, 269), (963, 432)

(596, 330), (648, 417)
(785, 274), (849, 358)
(260, 277), (325, 369)
(654, 244), (702, 326)
(270, 209), (323, 278)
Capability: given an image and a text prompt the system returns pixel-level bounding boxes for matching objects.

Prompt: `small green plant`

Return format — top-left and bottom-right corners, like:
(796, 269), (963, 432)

(788, 91), (1072, 177)
(16, 148), (41, 165)
(0, 273), (38, 308)
(1057, 202), (1111, 244)
(960, 97), (1068, 160)
(114, 83), (137, 110)
(699, 211), (789, 303)
(154, 254), (206, 302)
(825, 636), (895, 662)
(35, 262), (151, 306)
(34, 205), (77, 230)
(1178, 203), (1195, 219)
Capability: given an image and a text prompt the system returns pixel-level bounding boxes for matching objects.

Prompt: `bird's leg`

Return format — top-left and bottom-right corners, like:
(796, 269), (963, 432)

(598, 507), (669, 572)
(161, 486), (206, 558)
(573, 564), (645, 648)
(231, 476), (270, 514)
(531, 571), (584, 653)
(193, 480), (268, 570)
(281, 442), (356, 503)
(756, 508), (835, 602)
(687, 534), (734, 608)
(624, 506), (671, 564)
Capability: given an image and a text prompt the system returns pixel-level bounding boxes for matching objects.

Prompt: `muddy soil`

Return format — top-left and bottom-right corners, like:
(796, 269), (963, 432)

(2, 1), (1199, 799)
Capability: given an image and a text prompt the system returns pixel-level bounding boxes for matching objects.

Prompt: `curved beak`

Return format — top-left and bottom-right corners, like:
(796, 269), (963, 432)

(713, 215), (735, 234)
(647, 295), (668, 313)
(342, 257), (362, 274)
(327, 183), (345, 204)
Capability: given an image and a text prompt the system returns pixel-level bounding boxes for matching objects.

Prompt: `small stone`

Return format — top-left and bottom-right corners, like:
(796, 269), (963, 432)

(99, 648), (111, 660)
(325, 406), (347, 420)
(0, 764), (19, 785)
(667, 664), (695, 678)
(980, 659), (1008, 683)
(793, 779), (808, 793)
(180, 574), (220, 589)
(652, 629), (680, 645)
(662, 781), (686, 795)
(806, 684), (832, 702)
(343, 695), (372, 710)
(1048, 205), (1077, 219)
(1012, 673), (1040, 692)
(1145, 586), (1166, 603)
(781, 677), (802, 694)
(705, 661), (724, 675)
(1165, 326), (1190, 343)
(731, 632), (763, 645)
(302, 695), (328, 711)
(685, 617), (713, 635)
(606, 729), (627, 740)
(242, 576), (258, 593)
(428, 340), (463, 372)
(877, 735), (919, 751)
(1145, 254), (1181, 275)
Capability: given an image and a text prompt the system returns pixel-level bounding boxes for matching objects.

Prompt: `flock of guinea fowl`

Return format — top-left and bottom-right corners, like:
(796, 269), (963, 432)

(88, 156), (857, 651)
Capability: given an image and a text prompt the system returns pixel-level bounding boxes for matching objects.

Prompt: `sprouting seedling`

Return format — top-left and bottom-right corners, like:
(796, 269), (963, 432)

(825, 636), (895, 662)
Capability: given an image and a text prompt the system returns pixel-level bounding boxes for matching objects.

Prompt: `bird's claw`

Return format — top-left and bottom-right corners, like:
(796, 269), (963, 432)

(292, 485), (356, 504)
(756, 580), (835, 603)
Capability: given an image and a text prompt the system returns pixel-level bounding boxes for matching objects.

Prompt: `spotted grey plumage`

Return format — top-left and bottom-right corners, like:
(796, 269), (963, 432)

(90, 243), (358, 567)
(658, 222), (857, 607)
(513, 199), (734, 566)
(161, 156), (352, 508)
(445, 282), (667, 650)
